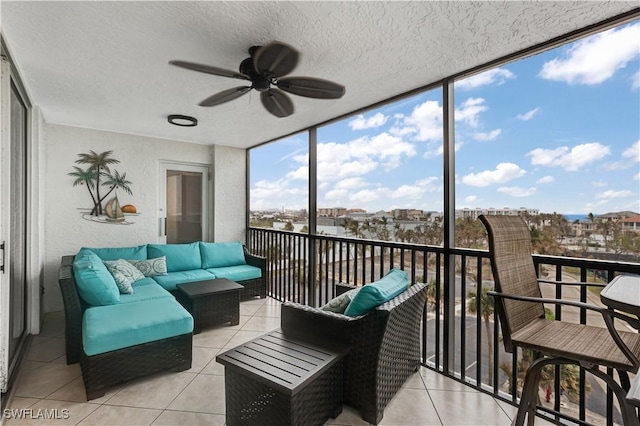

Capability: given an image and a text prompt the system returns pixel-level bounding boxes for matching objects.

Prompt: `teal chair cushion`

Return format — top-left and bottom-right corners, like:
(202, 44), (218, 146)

(73, 251), (120, 306)
(148, 243), (201, 272)
(344, 269), (408, 317)
(152, 269), (215, 291)
(81, 245), (147, 261)
(200, 242), (246, 269)
(205, 265), (261, 282)
(82, 298), (193, 356)
(118, 282), (174, 304)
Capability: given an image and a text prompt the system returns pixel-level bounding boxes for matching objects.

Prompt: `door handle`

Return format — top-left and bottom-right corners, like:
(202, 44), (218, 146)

(0, 241), (5, 273)
(164, 218), (167, 236)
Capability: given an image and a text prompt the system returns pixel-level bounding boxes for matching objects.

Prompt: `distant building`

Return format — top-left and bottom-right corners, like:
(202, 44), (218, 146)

(456, 207), (539, 219)
(620, 214), (640, 233)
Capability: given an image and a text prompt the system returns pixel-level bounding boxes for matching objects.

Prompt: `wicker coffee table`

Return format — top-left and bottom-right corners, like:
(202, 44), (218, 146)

(217, 329), (349, 426)
(176, 278), (242, 333)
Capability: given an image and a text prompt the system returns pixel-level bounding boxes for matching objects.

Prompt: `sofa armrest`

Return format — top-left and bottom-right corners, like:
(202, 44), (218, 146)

(243, 246), (266, 271)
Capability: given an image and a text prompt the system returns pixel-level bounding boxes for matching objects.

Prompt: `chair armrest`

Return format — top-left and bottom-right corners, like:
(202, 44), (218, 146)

(537, 279), (606, 289)
(336, 282), (358, 296)
(281, 301), (361, 344)
(489, 291), (640, 368)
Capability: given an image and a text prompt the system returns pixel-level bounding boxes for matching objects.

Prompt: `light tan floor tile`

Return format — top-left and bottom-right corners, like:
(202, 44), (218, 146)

(223, 330), (265, 349)
(240, 297), (268, 306)
(325, 404), (368, 425)
(188, 346), (220, 373)
(25, 337), (66, 362)
(239, 303), (261, 316)
(191, 328), (237, 348)
(240, 315), (280, 332)
(4, 399), (99, 425)
(403, 371), (427, 390)
(254, 303), (282, 317)
(46, 377), (118, 404)
(420, 368), (473, 392)
(167, 375), (225, 414)
(428, 389), (512, 425)
(39, 312), (65, 338)
(77, 405), (162, 426)
(152, 410), (226, 425)
(378, 387), (441, 425)
(106, 371), (196, 410)
(3, 397), (40, 410)
(220, 314), (251, 330)
(14, 362), (81, 399)
(200, 350), (226, 376)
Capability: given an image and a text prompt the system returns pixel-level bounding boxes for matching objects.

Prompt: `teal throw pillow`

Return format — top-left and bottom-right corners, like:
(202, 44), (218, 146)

(126, 257), (168, 277)
(103, 259), (144, 294)
(343, 269), (408, 317)
(73, 252), (120, 305)
(200, 242), (246, 269)
(320, 287), (361, 313)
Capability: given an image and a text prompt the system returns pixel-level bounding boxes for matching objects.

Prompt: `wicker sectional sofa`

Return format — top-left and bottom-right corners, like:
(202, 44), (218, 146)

(58, 241), (267, 400)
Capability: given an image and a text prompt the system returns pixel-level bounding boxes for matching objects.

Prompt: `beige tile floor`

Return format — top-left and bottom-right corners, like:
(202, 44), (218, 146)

(3, 297), (555, 426)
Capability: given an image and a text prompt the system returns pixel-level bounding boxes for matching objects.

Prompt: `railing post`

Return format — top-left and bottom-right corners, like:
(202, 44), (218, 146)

(442, 78), (456, 374)
(308, 127), (318, 307)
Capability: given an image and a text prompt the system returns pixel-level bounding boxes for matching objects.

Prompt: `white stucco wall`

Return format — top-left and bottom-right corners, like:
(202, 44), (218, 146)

(42, 124), (246, 313)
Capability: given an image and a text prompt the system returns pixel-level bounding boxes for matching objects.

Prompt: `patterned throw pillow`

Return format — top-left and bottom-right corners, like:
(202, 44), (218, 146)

(126, 256), (168, 277)
(103, 259), (145, 294)
(320, 287), (361, 314)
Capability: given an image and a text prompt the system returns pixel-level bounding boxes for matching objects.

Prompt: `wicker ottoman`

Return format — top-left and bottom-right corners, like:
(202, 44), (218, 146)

(216, 329), (349, 426)
(176, 278), (242, 333)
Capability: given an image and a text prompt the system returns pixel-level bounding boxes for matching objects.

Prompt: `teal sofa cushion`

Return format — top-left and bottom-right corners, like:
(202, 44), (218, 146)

(118, 283), (174, 304)
(148, 243), (201, 272)
(344, 269), (408, 317)
(73, 252), (120, 306)
(152, 269), (215, 291)
(200, 242), (246, 269)
(206, 265), (261, 282)
(82, 245), (147, 261)
(82, 298), (193, 356)
(131, 277), (160, 288)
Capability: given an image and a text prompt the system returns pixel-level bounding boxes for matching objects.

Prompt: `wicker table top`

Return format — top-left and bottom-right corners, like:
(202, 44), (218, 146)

(176, 278), (243, 298)
(216, 329), (349, 396)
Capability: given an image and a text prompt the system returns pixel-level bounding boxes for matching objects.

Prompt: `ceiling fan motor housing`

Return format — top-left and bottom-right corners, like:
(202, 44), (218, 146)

(239, 54), (271, 91)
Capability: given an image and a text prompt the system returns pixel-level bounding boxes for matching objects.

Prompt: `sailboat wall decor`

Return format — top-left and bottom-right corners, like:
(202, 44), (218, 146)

(68, 150), (138, 225)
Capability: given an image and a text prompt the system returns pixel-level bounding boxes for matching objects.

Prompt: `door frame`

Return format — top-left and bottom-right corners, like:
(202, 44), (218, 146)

(158, 161), (212, 244)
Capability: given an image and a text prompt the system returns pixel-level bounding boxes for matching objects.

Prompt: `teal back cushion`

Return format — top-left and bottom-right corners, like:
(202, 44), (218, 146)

(148, 243), (201, 272)
(343, 269), (408, 317)
(200, 242), (246, 269)
(82, 245), (147, 261)
(73, 251), (120, 306)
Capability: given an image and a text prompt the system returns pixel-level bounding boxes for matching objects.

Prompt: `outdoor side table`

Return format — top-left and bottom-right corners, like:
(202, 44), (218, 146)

(176, 278), (242, 333)
(216, 329), (349, 426)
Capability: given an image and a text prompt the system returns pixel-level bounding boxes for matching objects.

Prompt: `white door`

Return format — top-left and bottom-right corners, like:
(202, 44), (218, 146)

(158, 162), (210, 244)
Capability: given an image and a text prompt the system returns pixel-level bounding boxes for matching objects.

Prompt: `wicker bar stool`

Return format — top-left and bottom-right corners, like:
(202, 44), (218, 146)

(479, 214), (640, 426)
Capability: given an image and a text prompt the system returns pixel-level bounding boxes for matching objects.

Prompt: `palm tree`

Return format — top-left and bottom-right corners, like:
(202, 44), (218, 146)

(75, 150), (120, 215)
(68, 166), (99, 211)
(467, 286), (495, 384)
(100, 170), (133, 203)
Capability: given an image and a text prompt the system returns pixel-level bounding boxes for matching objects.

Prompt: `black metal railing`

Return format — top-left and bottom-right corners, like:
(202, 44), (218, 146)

(248, 227), (640, 426)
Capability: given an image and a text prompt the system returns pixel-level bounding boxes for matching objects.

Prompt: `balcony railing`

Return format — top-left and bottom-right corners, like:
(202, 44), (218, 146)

(248, 227), (640, 426)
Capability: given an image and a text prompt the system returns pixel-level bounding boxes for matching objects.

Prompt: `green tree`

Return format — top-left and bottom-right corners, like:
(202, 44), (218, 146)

(68, 166), (99, 212)
(467, 286), (494, 384)
(100, 170), (133, 201)
(283, 221), (294, 231)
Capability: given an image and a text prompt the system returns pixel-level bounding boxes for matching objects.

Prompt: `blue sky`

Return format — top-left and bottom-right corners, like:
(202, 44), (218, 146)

(251, 22), (640, 215)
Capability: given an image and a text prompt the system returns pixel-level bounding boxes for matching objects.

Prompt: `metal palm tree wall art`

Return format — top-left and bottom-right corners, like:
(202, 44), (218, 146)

(68, 150), (137, 224)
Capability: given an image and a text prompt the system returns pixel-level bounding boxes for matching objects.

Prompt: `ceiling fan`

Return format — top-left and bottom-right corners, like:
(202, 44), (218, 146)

(170, 41), (346, 118)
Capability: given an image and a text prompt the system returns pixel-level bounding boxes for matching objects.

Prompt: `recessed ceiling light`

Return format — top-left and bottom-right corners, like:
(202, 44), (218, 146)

(168, 114), (198, 127)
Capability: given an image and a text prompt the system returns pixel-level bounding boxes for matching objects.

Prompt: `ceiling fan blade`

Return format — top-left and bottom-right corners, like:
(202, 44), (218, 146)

(276, 77), (345, 99)
(261, 89), (294, 118)
(199, 86), (252, 107)
(170, 60), (250, 81)
(253, 42), (299, 78)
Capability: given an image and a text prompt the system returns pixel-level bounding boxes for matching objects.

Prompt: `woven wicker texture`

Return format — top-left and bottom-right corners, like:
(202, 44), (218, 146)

(59, 256), (193, 400)
(224, 361), (343, 426)
(176, 285), (240, 332)
(242, 247), (267, 299)
(281, 281), (428, 424)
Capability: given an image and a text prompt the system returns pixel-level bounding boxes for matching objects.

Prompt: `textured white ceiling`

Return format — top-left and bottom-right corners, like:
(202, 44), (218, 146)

(2, 1), (638, 149)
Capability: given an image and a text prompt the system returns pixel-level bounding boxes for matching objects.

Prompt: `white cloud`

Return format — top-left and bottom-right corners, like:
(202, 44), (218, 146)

(539, 23), (640, 85)
(517, 108), (540, 121)
(462, 163), (526, 187)
(635, 172), (640, 181)
(392, 100), (442, 141)
(350, 189), (380, 203)
(622, 140), (640, 162)
(286, 166), (308, 181)
(455, 98), (487, 128)
(464, 195), (477, 203)
(455, 68), (515, 90)
(592, 180), (607, 187)
(497, 186), (536, 197)
(324, 189), (349, 201)
(349, 112), (388, 130)
(473, 129), (501, 141)
(334, 177), (369, 190)
(537, 176), (555, 184)
(633, 71), (640, 91)
(595, 189), (635, 200)
(527, 142), (610, 171)
(250, 178), (307, 210)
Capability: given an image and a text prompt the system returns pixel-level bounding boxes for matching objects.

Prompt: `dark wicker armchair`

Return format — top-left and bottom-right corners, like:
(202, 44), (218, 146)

(280, 281), (428, 425)
(58, 256), (192, 400)
(479, 214), (640, 426)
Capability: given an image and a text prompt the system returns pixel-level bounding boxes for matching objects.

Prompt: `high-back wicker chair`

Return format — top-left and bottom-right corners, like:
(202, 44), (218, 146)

(479, 214), (640, 425)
